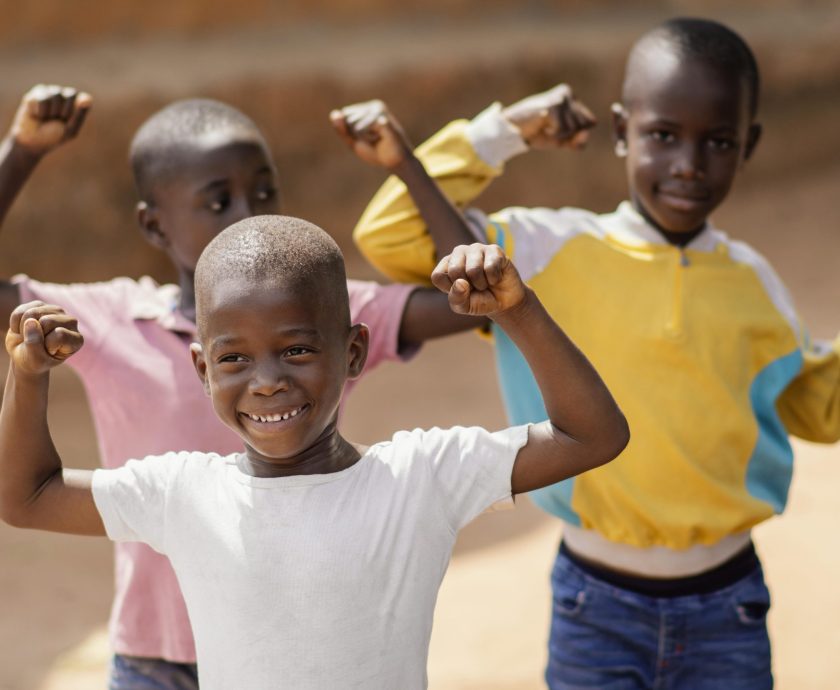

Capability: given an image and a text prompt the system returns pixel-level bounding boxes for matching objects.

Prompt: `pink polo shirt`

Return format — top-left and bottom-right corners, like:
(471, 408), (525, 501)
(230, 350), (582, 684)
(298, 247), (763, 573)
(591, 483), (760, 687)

(15, 274), (417, 663)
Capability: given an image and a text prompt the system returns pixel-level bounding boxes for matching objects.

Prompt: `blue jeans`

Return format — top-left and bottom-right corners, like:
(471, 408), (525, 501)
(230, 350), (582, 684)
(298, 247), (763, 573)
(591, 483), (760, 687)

(546, 548), (773, 689)
(109, 654), (198, 690)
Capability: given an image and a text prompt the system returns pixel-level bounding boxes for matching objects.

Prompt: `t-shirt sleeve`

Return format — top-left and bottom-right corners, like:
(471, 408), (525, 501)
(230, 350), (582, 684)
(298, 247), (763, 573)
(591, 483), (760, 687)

(403, 425), (530, 532)
(91, 452), (185, 554)
(347, 279), (418, 369)
(13, 275), (137, 370)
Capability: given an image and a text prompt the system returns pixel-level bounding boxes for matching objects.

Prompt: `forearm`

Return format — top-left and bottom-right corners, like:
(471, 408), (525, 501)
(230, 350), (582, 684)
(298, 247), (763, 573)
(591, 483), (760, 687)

(0, 136), (41, 228)
(492, 290), (628, 457)
(398, 287), (488, 347)
(0, 366), (63, 526)
(391, 155), (482, 255)
(778, 343), (840, 443)
(354, 119), (500, 284)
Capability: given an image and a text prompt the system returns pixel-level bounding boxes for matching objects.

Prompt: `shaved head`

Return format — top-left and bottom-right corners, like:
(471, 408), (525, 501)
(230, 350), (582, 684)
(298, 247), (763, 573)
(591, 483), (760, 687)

(194, 215), (350, 336)
(130, 99), (269, 199)
(623, 18), (760, 117)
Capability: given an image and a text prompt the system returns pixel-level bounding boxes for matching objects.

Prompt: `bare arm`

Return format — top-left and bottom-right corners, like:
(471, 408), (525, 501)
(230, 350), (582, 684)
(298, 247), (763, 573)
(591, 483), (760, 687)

(331, 101), (479, 258)
(0, 301), (103, 535)
(397, 287), (488, 349)
(332, 90), (595, 281)
(0, 86), (92, 324)
(432, 244), (629, 494)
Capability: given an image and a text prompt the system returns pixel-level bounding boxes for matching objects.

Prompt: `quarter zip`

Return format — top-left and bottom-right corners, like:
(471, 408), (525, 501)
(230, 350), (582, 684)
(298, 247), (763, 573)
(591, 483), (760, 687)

(665, 248), (689, 339)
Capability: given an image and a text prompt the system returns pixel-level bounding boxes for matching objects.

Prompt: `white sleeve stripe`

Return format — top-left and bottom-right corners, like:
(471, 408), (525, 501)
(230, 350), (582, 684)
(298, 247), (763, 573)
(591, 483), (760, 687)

(463, 207), (491, 243)
(465, 102), (529, 169)
(495, 206), (598, 282)
(727, 241), (802, 343)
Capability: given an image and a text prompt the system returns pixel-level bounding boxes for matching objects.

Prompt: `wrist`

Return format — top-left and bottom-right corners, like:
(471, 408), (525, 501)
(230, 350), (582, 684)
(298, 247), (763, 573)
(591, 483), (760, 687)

(489, 287), (537, 325)
(386, 150), (420, 176)
(10, 363), (50, 387)
(1, 135), (44, 169)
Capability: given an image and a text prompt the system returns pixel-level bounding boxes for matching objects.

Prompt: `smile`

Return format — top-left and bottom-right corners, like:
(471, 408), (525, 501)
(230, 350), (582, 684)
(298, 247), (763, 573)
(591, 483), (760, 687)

(241, 405), (307, 424)
(657, 191), (710, 212)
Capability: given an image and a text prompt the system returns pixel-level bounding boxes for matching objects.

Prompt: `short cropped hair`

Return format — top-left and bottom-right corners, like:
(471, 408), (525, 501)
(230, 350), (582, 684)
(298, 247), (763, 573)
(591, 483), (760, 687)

(194, 215), (349, 335)
(130, 98), (267, 198)
(625, 17), (760, 117)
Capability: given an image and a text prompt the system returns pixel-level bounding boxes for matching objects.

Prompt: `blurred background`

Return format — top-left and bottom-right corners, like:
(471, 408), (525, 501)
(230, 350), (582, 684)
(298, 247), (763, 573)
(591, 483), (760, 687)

(0, 1), (839, 688)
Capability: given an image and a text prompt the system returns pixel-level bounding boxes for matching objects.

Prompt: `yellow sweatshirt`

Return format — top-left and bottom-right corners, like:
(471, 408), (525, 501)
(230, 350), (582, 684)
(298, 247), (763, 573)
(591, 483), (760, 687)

(354, 105), (840, 549)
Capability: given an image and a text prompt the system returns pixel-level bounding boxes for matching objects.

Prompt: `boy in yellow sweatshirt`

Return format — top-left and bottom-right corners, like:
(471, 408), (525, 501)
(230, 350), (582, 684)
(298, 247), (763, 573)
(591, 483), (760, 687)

(333, 17), (840, 690)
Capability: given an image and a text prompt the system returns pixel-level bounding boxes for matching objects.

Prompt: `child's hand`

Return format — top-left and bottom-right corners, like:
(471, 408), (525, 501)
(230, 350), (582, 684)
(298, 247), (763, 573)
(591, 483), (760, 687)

(9, 85), (92, 158)
(502, 84), (596, 150)
(432, 244), (527, 317)
(5, 302), (83, 377)
(330, 100), (413, 170)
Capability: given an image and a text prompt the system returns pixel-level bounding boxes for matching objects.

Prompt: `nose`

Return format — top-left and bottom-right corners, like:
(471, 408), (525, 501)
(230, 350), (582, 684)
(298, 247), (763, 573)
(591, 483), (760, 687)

(671, 141), (706, 180)
(228, 195), (257, 224)
(249, 359), (290, 396)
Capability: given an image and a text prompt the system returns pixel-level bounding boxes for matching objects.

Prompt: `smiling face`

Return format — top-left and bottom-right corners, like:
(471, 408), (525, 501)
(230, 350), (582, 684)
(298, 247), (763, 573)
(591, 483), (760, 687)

(614, 49), (760, 240)
(191, 277), (368, 474)
(138, 127), (280, 273)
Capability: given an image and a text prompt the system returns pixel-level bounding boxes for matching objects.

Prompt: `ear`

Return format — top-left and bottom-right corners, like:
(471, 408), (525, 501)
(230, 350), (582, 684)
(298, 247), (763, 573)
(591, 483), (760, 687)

(742, 123), (762, 163)
(346, 324), (369, 380)
(137, 201), (169, 250)
(610, 103), (629, 157)
(190, 342), (211, 394)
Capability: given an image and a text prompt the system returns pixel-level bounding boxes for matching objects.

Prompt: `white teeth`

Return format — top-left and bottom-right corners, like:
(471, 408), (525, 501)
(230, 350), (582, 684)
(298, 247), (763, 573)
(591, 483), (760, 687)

(246, 407), (303, 423)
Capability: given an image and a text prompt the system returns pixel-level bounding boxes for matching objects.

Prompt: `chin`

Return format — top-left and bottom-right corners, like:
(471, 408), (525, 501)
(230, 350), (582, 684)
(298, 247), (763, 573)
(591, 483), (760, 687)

(651, 209), (708, 236)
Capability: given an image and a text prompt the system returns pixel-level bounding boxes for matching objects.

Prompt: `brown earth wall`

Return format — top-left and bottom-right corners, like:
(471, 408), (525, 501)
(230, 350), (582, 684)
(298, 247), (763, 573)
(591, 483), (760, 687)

(3, 0), (820, 47)
(0, 3), (838, 284)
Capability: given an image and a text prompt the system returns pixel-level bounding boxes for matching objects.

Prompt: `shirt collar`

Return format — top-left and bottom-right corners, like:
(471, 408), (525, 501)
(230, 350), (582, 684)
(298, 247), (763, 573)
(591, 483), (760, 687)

(128, 277), (197, 336)
(602, 201), (724, 253)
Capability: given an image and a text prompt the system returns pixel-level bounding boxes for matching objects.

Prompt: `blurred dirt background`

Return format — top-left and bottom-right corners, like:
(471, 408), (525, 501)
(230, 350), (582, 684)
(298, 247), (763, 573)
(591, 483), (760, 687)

(0, 1), (839, 688)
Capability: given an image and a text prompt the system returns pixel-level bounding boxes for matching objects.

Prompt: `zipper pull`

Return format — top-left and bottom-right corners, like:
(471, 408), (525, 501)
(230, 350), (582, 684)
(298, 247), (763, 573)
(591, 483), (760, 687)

(680, 250), (690, 267)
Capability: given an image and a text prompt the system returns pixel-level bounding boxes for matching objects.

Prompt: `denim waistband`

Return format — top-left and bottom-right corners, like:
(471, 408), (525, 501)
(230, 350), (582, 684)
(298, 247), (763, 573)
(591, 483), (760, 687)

(560, 539), (760, 598)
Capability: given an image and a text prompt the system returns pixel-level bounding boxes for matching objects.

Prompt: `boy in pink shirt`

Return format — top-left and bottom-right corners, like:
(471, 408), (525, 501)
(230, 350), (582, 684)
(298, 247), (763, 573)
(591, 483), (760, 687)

(0, 87), (478, 689)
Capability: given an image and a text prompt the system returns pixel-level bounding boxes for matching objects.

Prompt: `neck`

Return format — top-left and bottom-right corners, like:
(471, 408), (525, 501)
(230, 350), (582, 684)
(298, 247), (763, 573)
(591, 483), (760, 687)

(176, 268), (197, 323)
(237, 420), (361, 478)
(655, 225), (705, 248)
(631, 198), (707, 248)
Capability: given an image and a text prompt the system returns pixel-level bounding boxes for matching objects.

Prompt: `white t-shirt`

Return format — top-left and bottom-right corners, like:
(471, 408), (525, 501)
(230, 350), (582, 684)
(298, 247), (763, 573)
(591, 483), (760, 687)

(92, 424), (529, 689)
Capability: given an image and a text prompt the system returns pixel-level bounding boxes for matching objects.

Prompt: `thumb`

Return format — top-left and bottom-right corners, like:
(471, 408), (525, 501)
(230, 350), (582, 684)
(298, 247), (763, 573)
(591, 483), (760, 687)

(23, 318), (44, 346)
(376, 115), (410, 149)
(375, 115), (397, 140)
(448, 278), (471, 313)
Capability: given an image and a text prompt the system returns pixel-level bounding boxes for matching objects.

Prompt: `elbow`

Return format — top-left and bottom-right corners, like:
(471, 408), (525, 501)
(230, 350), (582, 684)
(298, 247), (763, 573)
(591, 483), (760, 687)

(0, 501), (29, 529)
(592, 409), (631, 470)
(611, 412), (631, 460)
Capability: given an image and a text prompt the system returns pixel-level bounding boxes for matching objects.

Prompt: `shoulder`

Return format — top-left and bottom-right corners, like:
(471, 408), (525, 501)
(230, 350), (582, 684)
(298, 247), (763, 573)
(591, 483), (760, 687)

(723, 236), (801, 338)
(492, 205), (602, 234)
(14, 275), (163, 312)
(123, 450), (227, 476)
(487, 206), (603, 281)
(346, 278), (413, 314)
(370, 425), (528, 464)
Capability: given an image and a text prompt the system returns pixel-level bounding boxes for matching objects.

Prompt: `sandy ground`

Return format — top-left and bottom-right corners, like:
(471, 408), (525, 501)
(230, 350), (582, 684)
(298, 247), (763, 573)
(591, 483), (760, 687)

(2, 162), (840, 689)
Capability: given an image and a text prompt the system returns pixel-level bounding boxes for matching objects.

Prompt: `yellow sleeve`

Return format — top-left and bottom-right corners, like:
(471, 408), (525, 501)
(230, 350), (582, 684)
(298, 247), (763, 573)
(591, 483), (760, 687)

(353, 119), (504, 285)
(777, 336), (840, 443)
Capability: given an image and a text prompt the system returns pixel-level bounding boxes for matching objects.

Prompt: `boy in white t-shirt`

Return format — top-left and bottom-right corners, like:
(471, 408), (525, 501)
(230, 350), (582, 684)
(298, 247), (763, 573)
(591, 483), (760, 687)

(0, 214), (628, 689)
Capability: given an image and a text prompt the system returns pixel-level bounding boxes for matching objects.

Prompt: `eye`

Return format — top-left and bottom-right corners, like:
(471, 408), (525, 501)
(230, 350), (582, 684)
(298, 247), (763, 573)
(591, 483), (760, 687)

(255, 187), (278, 203)
(649, 130), (675, 144)
(708, 137), (736, 152)
(218, 353), (247, 364)
(208, 193), (231, 214)
(285, 346), (313, 358)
